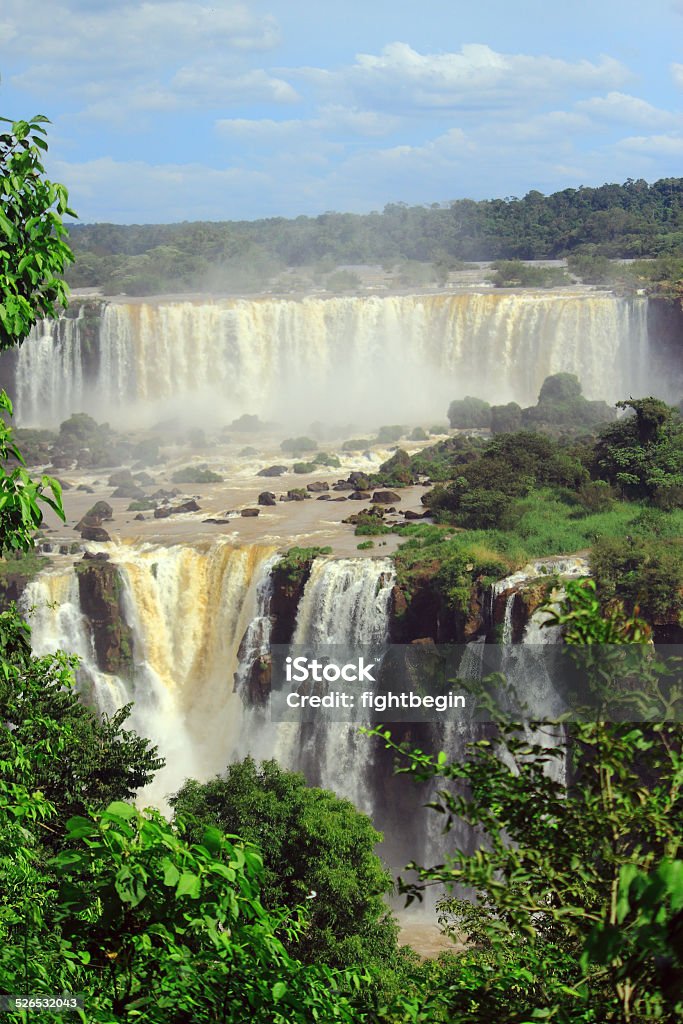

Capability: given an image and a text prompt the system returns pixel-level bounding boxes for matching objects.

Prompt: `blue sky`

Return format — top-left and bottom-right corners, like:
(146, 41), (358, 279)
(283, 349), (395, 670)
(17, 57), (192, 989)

(1, 0), (682, 223)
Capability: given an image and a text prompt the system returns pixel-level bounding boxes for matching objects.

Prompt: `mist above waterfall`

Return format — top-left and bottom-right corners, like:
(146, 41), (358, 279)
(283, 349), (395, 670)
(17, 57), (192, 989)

(13, 291), (664, 429)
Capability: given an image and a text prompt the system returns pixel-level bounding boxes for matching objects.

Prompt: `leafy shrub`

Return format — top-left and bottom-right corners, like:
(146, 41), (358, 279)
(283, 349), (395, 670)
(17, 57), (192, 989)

(312, 452), (341, 467)
(342, 438), (372, 451)
(281, 436), (317, 453)
(171, 464), (222, 483)
(447, 396), (491, 429)
(376, 425), (404, 443)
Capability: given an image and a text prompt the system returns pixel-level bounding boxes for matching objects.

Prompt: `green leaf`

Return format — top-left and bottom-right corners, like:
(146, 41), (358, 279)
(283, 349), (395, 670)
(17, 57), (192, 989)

(104, 800), (137, 820)
(176, 872), (201, 898)
(272, 982), (287, 1001)
(65, 815), (97, 838)
(162, 858), (181, 888)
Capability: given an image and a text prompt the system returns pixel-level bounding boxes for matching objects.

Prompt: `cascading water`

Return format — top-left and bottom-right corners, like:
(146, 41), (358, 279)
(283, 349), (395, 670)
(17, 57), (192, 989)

(23, 540), (278, 808)
(22, 570), (128, 716)
(12, 292), (658, 426)
(270, 557), (395, 816)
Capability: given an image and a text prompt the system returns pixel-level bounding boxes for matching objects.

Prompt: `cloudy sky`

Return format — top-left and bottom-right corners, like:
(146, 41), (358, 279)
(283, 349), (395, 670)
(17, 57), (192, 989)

(1, 0), (682, 223)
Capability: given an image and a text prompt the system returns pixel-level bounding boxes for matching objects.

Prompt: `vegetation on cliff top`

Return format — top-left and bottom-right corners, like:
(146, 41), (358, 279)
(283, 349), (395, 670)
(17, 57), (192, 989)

(65, 176), (683, 296)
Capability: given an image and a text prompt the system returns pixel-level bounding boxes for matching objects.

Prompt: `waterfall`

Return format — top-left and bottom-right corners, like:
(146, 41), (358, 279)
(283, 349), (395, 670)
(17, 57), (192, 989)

(270, 557), (395, 815)
(22, 570), (128, 715)
(233, 551), (281, 696)
(23, 540), (277, 809)
(12, 292), (660, 427)
(15, 309), (85, 426)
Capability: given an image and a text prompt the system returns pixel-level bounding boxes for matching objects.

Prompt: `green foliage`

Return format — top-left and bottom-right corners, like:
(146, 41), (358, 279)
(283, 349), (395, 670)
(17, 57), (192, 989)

(490, 259), (569, 288)
(357, 540), (375, 550)
(422, 432), (588, 523)
(292, 461), (316, 473)
(0, 546), (49, 583)
(66, 177), (683, 289)
(372, 449), (414, 486)
(312, 451), (341, 467)
(447, 396), (491, 429)
(170, 464), (222, 483)
(0, 786), (364, 1022)
(590, 535), (683, 624)
(325, 268), (361, 292)
(593, 398), (683, 505)
(127, 497), (157, 511)
(377, 425), (405, 443)
(354, 515), (391, 536)
(342, 438), (373, 451)
(0, 606), (163, 835)
(370, 585), (683, 1021)
(490, 401), (522, 433)
(0, 115), (75, 347)
(0, 393), (64, 554)
(276, 545), (332, 584)
(281, 435), (317, 453)
(393, 525), (516, 611)
(170, 758), (398, 971)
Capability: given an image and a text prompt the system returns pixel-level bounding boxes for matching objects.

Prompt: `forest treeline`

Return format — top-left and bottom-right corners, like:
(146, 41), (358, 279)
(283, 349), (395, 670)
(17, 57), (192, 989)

(66, 176), (683, 295)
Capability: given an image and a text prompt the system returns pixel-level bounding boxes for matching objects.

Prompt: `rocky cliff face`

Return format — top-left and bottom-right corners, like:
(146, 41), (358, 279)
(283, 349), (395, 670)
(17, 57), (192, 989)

(75, 557), (135, 677)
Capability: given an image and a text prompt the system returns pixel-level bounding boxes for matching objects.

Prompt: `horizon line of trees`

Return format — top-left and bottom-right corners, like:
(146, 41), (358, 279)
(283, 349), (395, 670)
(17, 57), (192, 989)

(64, 176), (683, 296)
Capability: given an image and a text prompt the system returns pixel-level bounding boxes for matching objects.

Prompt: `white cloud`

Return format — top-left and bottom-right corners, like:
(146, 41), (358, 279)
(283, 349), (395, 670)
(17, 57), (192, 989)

(617, 133), (683, 156)
(292, 42), (630, 113)
(215, 117), (308, 140)
(52, 155), (273, 222)
(2, 1), (288, 119)
(3, 1), (279, 72)
(671, 62), (683, 88)
(172, 67), (299, 105)
(576, 91), (679, 128)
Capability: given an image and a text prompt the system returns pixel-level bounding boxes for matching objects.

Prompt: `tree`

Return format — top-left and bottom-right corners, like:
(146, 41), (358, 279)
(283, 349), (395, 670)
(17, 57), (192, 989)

(369, 582), (683, 1022)
(0, 115), (74, 548)
(593, 397), (683, 506)
(0, 607), (164, 847)
(0, 785), (366, 1022)
(0, 115), (75, 348)
(170, 757), (399, 971)
(447, 396), (491, 429)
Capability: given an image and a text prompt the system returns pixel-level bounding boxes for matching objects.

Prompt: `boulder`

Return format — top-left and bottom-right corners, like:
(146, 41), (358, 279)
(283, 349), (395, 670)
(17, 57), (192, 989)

(173, 499), (201, 515)
(82, 551), (110, 562)
(348, 471), (371, 489)
(133, 471), (155, 486)
(108, 469), (134, 487)
(286, 489), (310, 501)
(134, 513), (145, 521)
(153, 499), (201, 517)
(80, 525), (111, 542)
(75, 501), (114, 532)
(349, 490), (371, 500)
(403, 509), (429, 520)
(372, 490), (401, 503)
(333, 481), (353, 491)
(151, 488), (180, 500)
(258, 491), (277, 506)
(241, 508), (260, 517)
(257, 465), (287, 477)
(307, 480), (329, 493)
(111, 484), (146, 500)
(316, 494), (332, 500)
